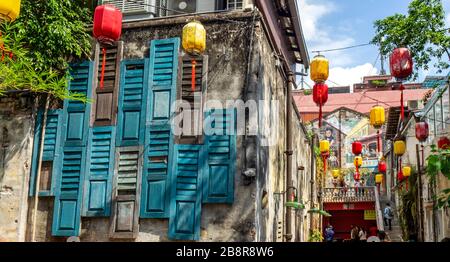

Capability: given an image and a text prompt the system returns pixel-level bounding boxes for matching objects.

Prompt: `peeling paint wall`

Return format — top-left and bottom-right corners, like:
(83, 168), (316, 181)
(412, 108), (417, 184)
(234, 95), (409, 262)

(0, 95), (34, 242)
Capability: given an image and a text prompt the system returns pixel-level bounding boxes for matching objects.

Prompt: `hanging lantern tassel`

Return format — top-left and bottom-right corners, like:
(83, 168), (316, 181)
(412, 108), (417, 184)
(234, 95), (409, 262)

(377, 130), (381, 153)
(100, 47), (107, 90)
(322, 154), (327, 174)
(191, 59), (197, 92)
(319, 95), (323, 128)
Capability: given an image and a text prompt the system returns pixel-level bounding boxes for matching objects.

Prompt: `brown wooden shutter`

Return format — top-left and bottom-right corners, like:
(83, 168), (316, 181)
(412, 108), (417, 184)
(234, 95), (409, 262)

(176, 54), (208, 144)
(91, 41), (123, 127)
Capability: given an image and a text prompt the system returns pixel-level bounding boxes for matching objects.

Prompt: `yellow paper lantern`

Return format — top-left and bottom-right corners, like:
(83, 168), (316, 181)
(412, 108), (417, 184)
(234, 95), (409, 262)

(394, 140), (406, 156)
(354, 156), (363, 168)
(332, 169), (340, 179)
(320, 140), (330, 154)
(375, 174), (383, 184)
(403, 166), (411, 177)
(0, 0), (21, 22)
(370, 106), (385, 129)
(182, 20), (206, 55)
(310, 55), (329, 83)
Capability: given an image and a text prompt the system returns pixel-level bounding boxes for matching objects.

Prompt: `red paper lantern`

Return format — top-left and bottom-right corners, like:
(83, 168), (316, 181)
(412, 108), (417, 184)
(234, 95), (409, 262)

(415, 122), (429, 143)
(93, 5), (123, 90)
(354, 172), (361, 182)
(378, 161), (387, 173)
(438, 137), (450, 150)
(397, 170), (405, 182)
(352, 141), (362, 155)
(389, 47), (413, 80)
(93, 5), (123, 43)
(313, 83), (328, 128)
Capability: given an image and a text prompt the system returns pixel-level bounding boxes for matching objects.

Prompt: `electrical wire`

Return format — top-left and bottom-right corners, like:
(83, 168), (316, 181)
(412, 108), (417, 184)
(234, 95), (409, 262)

(311, 43), (372, 54)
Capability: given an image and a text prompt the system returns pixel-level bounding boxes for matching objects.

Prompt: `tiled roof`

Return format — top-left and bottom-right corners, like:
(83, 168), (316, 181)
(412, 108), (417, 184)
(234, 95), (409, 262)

(294, 89), (431, 121)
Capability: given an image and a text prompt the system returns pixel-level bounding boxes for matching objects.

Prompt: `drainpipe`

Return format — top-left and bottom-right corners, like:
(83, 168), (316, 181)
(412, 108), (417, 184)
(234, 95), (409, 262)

(309, 134), (316, 235)
(284, 71), (294, 242)
(415, 144), (425, 242)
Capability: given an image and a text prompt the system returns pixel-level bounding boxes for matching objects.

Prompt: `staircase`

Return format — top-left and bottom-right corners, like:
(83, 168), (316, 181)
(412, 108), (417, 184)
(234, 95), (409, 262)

(380, 201), (403, 242)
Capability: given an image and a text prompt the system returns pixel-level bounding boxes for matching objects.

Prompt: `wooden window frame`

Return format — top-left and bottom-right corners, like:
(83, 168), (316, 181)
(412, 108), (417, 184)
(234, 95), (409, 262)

(175, 54), (208, 145)
(91, 41), (123, 127)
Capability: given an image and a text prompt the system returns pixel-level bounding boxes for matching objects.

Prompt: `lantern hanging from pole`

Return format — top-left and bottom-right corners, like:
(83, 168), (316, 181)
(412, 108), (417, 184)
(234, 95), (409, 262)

(93, 5), (123, 90)
(352, 141), (362, 155)
(415, 121), (429, 143)
(320, 140), (330, 174)
(354, 171), (361, 182)
(438, 136), (450, 150)
(390, 47), (413, 121)
(370, 106), (385, 153)
(402, 166), (411, 190)
(182, 20), (206, 92)
(394, 140), (406, 156)
(397, 170), (405, 183)
(375, 174), (383, 184)
(378, 160), (387, 173)
(0, 0), (21, 22)
(310, 54), (329, 83)
(354, 156), (363, 174)
(313, 83), (329, 128)
(332, 169), (340, 179)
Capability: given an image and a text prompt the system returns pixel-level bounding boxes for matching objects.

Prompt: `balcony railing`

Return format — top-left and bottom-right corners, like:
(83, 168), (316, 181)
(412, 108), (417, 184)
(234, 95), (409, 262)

(322, 187), (376, 203)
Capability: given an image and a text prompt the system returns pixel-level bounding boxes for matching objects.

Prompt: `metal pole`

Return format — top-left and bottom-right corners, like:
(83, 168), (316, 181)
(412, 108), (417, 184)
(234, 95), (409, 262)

(309, 134), (315, 235)
(284, 71), (294, 242)
(416, 144), (424, 242)
(31, 94), (50, 242)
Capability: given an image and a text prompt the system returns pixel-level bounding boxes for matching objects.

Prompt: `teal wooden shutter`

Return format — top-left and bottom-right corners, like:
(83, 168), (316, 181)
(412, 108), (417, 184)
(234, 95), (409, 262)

(82, 126), (116, 217)
(110, 146), (142, 239)
(141, 38), (180, 218)
(52, 147), (86, 236)
(116, 60), (148, 147)
(203, 108), (236, 203)
(63, 62), (93, 147)
(29, 109), (63, 196)
(169, 144), (203, 240)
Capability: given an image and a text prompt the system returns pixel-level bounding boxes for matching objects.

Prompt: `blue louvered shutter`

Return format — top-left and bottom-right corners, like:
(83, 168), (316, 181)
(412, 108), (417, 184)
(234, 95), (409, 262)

(52, 147), (86, 236)
(29, 109), (63, 196)
(203, 108), (236, 203)
(116, 60), (148, 147)
(82, 126), (116, 217)
(141, 38), (180, 218)
(169, 144), (203, 240)
(63, 62), (93, 147)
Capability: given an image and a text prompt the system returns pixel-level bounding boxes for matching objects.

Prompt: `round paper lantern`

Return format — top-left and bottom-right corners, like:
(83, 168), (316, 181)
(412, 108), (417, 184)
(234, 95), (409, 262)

(403, 166), (411, 177)
(415, 121), (429, 143)
(370, 106), (385, 129)
(93, 5), (123, 44)
(378, 161), (387, 173)
(352, 141), (362, 155)
(0, 0), (21, 22)
(438, 136), (450, 150)
(332, 169), (340, 179)
(310, 55), (329, 83)
(320, 140), (330, 154)
(375, 174), (383, 184)
(354, 156), (363, 168)
(389, 47), (413, 80)
(93, 5), (123, 89)
(182, 20), (206, 55)
(394, 140), (406, 156)
(313, 83), (328, 127)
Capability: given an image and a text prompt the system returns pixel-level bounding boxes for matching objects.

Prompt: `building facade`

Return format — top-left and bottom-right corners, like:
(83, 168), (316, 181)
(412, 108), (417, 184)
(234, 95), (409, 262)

(0, 1), (316, 242)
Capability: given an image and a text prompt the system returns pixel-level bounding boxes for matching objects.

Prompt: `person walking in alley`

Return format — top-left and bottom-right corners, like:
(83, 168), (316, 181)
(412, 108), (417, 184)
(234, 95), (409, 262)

(384, 203), (394, 230)
(325, 224), (335, 242)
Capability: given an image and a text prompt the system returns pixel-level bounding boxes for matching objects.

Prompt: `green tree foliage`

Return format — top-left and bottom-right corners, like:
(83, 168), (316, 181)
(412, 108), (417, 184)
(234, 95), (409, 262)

(426, 145), (450, 209)
(372, 0), (450, 79)
(0, 0), (92, 100)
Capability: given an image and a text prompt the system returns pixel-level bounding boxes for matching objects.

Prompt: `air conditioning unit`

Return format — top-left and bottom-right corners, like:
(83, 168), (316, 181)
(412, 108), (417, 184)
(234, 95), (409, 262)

(101, 0), (155, 15)
(167, 0), (197, 15)
(407, 99), (424, 111)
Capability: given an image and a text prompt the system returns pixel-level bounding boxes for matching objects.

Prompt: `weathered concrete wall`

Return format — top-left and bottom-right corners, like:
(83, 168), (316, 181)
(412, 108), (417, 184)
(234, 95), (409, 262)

(0, 94), (34, 242)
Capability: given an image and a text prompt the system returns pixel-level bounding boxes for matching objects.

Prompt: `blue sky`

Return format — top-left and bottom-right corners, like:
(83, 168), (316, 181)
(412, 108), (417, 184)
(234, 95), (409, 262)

(298, 0), (450, 88)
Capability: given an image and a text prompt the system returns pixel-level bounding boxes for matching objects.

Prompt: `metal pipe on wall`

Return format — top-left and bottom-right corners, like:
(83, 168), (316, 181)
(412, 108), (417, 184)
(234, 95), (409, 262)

(284, 71), (294, 242)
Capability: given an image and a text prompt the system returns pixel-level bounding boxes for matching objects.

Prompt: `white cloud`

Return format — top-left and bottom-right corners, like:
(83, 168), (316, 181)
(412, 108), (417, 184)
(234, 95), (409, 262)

(329, 63), (378, 88)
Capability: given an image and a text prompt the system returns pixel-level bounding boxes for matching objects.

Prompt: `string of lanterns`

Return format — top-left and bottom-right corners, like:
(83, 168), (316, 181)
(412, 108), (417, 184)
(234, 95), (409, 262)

(320, 140), (330, 175)
(0, 0), (21, 61)
(310, 54), (329, 128)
